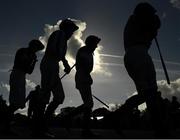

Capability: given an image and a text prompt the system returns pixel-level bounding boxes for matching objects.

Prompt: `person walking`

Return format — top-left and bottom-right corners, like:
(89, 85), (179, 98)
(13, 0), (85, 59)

(9, 39), (44, 115)
(40, 19), (79, 119)
(123, 2), (166, 137)
(67, 35), (101, 137)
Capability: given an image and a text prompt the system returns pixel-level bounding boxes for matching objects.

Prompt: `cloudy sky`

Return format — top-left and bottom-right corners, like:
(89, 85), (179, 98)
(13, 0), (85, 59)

(0, 0), (180, 113)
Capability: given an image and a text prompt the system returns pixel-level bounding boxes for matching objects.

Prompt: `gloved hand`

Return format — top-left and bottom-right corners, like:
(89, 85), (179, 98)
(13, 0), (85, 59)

(64, 64), (71, 74)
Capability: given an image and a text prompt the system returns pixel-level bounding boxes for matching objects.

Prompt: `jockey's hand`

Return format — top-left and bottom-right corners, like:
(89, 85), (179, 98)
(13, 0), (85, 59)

(64, 64), (71, 74)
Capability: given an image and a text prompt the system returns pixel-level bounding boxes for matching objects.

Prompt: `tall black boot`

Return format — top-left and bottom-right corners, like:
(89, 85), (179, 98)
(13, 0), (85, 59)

(81, 108), (96, 138)
(145, 91), (170, 138)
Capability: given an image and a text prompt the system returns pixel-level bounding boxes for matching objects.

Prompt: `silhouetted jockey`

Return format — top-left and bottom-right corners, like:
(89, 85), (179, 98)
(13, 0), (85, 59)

(65, 35), (101, 137)
(123, 2), (166, 137)
(26, 85), (41, 119)
(8, 40), (44, 116)
(40, 19), (79, 118)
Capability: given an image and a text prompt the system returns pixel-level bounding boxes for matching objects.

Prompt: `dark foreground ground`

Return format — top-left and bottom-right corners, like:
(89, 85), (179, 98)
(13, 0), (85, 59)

(0, 125), (180, 139)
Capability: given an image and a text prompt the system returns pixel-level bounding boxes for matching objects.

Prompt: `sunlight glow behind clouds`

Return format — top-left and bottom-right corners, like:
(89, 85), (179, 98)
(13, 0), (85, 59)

(39, 18), (111, 76)
(38, 18), (180, 77)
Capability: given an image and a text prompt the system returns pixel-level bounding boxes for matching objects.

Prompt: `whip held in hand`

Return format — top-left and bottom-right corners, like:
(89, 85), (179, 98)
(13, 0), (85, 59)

(155, 37), (170, 85)
(60, 64), (109, 108)
(60, 64), (76, 79)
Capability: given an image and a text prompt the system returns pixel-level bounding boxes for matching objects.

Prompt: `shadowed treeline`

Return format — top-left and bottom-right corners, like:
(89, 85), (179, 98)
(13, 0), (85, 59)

(0, 94), (180, 138)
